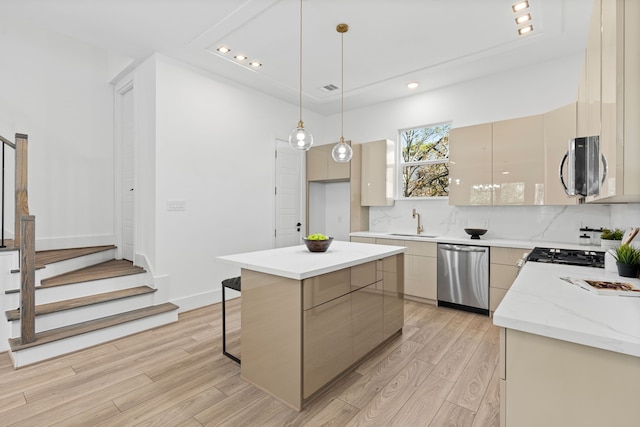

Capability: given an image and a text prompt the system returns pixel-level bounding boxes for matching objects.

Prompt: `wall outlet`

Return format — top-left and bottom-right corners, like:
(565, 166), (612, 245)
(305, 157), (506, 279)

(167, 199), (186, 211)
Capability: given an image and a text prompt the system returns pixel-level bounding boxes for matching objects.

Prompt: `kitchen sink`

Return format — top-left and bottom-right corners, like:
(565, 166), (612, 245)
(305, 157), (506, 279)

(388, 233), (439, 239)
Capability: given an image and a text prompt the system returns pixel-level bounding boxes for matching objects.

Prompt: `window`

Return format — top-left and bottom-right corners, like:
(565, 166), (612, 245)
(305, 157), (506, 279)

(399, 122), (451, 198)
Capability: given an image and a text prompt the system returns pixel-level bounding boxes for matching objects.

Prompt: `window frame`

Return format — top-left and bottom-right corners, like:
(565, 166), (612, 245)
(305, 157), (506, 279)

(397, 121), (451, 200)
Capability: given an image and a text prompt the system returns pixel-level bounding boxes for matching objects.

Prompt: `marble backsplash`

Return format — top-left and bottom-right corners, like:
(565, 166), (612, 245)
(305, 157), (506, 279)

(368, 199), (639, 246)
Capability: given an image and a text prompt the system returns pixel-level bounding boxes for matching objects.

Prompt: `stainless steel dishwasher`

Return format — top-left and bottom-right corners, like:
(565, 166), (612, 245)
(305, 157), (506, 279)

(437, 243), (489, 315)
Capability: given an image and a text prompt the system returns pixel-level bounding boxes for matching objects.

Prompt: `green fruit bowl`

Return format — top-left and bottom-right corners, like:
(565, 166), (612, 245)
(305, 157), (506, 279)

(302, 237), (334, 252)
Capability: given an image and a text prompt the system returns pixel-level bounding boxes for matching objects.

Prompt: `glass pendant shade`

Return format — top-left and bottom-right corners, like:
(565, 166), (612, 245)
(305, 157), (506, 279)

(289, 121), (313, 151)
(331, 138), (353, 162)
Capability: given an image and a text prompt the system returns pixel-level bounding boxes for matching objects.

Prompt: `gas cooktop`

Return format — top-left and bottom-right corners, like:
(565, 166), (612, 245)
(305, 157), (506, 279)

(527, 247), (605, 268)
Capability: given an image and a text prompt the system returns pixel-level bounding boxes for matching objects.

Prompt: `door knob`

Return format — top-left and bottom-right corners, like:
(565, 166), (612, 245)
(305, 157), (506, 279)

(296, 222), (301, 232)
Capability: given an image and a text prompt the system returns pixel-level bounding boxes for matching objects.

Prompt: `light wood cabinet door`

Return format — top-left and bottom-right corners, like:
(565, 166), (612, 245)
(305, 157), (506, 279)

(490, 247), (529, 311)
(306, 144), (349, 182)
(492, 115), (545, 205)
(351, 283), (383, 361)
(361, 139), (395, 206)
(350, 236), (375, 244)
(403, 241), (437, 301)
(303, 293), (352, 398)
(543, 103), (578, 205)
(380, 254), (404, 339)
(448, 123), (493, 205)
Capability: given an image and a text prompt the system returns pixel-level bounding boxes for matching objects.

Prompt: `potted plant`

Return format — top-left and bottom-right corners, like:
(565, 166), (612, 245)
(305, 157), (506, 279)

(611, 243), (640, 278)
(601, 228), (624, 249)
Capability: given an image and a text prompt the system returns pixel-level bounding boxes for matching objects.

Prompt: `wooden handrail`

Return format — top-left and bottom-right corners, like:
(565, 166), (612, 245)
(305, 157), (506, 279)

(14, 134), (29, 248)
(20, 215), (36, 344)
(0, 134), (16, 149)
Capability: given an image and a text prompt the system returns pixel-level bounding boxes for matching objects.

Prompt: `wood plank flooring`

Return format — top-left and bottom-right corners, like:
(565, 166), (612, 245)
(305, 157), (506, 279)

(0, 299), (500, 426)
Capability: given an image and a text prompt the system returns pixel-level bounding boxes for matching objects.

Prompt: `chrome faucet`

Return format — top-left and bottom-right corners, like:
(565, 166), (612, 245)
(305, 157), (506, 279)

(412, 209), (424, 234)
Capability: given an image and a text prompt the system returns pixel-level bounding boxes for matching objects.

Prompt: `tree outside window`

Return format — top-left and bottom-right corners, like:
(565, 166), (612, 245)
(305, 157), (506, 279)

(399, 123), (451, 198)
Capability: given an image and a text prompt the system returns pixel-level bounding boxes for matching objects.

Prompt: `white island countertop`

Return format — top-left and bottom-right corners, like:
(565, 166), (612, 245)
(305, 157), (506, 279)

(216, 240), (406, 280)
(493, 262), (640, 358)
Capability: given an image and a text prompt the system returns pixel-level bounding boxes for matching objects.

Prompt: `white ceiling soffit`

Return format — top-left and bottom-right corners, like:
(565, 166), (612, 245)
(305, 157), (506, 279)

(4, 0), (592, 116)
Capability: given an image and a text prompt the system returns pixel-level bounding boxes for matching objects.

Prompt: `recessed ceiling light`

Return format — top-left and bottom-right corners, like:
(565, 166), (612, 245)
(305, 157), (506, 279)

(249, 61), (262, 68)
(234, 54), (247, 61)
(518, 25), (533, 35)
(407, 82), (419, 89)
(515, 14), (531, 25)
(512, 1), (529, 12)
(217, 46), (230, 54)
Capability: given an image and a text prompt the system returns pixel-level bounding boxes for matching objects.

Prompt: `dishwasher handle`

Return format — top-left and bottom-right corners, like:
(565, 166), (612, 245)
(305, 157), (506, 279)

(439, 244), (487, 253)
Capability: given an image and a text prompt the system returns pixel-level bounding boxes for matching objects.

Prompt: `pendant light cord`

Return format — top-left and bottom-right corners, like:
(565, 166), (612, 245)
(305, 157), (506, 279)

(340, 29), (344, 142)
(298, 0), (303, 124)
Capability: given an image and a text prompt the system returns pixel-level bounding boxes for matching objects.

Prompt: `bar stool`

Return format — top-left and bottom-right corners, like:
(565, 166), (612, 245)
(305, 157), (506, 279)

(222, 276), (241, 364)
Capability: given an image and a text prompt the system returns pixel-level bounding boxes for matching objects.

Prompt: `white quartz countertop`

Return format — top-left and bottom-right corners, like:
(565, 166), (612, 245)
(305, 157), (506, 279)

(350, 231), (604, 252)
(216, 240), (406, 280)
(493, 262), (640, 357)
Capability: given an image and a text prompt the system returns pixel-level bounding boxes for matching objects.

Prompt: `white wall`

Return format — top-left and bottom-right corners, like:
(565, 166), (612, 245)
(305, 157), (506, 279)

(0, 19), (115, 249)
(151, 56), (325, 311)
(308, 181), (350, 241)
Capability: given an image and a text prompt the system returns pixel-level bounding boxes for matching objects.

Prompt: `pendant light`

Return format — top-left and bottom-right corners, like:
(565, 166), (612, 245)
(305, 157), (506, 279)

(332, 23), (353, 163)
(289, 0), (313, 151)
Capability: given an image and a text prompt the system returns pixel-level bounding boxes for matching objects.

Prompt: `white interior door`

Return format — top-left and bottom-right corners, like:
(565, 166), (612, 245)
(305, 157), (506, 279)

(275, 139), (303, 248)
(120, 86), (135, 261)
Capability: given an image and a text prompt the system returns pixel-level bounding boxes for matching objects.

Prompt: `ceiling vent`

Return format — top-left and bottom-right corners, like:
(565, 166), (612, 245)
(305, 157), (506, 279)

(321, 84), (339, 92)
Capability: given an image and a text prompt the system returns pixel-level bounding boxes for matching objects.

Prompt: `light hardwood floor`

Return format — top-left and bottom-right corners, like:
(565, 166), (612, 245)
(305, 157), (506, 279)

(0, 299), (500, 426)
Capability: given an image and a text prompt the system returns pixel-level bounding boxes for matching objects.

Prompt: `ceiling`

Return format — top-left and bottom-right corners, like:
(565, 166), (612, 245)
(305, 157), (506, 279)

(4, 0), (593, 115)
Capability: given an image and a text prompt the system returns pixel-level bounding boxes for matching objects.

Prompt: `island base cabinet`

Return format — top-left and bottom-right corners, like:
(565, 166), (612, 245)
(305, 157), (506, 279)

(381, 255), (404, 339)
(240, 269), (303, 410)
(502, 329), (640, 426)
(351, 283), (383, 361)
(303, 294), (352, 398)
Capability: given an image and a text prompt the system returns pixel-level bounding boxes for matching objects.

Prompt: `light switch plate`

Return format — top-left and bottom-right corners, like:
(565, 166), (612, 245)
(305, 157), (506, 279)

(167, 199), (186, 211)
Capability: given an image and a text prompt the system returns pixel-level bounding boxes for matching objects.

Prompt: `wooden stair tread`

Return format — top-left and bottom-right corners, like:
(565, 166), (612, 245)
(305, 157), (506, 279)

(40, 259), (145, 288)
(8, 303), (178, 351)
(5, 286), (157, 321)
(35, 245), (116, 269)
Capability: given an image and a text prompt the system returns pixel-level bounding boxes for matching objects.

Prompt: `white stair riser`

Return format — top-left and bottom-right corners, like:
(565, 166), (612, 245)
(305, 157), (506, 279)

(9, 311), (179, 368)
(3, 273), (149, 308)
(1, 251), (20, 293)
(8, 293), (157, 338)
(6, 250), (117, 292)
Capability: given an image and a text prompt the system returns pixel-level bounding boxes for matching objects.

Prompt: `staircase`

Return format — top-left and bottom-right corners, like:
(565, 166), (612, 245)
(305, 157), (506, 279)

(2, 245), (178, 368)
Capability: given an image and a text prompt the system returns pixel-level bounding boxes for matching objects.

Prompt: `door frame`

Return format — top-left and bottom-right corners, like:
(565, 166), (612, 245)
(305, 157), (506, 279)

(114, 76), (135, 261)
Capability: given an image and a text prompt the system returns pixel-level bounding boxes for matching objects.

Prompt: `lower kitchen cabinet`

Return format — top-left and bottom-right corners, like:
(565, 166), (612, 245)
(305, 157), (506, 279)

(350, 236), (375, 244)
(380, 255), (404, 339)
(301, 256), (402, 399)
(404, 241), (437, 302)
(489, 246), (529, 312)
(376, 238), (437, 303)
(303, 293), (352, 398)
(500, 328), (640, 426)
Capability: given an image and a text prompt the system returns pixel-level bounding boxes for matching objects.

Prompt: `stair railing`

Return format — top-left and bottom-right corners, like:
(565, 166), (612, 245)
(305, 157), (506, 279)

(1, 133), (35, 343)
(1, 133), (29, 248)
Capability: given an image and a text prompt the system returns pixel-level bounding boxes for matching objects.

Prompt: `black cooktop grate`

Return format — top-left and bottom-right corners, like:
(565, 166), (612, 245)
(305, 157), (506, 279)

(527, 247), (605, 268)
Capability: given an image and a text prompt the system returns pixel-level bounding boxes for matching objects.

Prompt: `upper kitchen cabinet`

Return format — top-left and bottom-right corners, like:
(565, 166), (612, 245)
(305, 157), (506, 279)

(492, 115), (545, 205)
(586, 0), (640, 202)
(577, 0), (602, 139)
(306, 143), (350, 182)
(361, 139), (395, 206)
(449, 123), (493, 205)
(543, 103), (579, 205)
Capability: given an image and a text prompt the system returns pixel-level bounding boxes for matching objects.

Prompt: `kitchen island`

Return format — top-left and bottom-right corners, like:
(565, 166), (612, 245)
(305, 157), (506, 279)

(493, 262), (640, 427)
(217, 240), (406, 410)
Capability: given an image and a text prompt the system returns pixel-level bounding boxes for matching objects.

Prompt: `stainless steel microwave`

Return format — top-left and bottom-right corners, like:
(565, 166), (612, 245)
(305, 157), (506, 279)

(560, 136), (607, 197)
